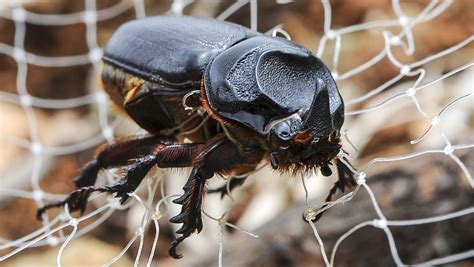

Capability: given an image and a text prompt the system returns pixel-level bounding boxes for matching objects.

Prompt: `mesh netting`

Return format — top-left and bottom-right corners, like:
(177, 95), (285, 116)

(0, 0), (472, 266)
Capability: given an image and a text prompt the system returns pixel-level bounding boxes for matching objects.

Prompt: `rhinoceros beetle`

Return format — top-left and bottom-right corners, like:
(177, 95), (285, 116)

(37, 16), (356, 258)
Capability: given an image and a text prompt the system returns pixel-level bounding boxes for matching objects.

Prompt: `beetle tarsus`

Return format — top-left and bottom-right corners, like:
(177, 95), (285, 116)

(306, 158), (356, 223)
(37, 153), (161, 219)
(336, 157), (357, 189)
(169, 236), (187, 259)
(321, 163), (333, 176)
(36, 186), (110, 219)
(207, 176), (248, 199)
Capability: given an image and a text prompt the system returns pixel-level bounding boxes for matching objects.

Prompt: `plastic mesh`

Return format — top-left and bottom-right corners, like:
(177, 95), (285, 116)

(0, 0), (472, 266)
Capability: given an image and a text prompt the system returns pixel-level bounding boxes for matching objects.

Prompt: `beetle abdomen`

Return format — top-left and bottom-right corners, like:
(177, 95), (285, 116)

(101, 63), (183, 133)
(101, 63), (220, 139)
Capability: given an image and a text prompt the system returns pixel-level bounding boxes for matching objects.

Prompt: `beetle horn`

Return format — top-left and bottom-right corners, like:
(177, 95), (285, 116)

(303, 78), (332, 139)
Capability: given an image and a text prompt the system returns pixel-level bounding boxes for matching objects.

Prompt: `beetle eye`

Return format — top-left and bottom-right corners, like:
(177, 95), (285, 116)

(290, 120), (302, 132)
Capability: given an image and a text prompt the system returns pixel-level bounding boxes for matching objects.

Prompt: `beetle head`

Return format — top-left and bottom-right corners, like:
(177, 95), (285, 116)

(267, 78), (343, 172)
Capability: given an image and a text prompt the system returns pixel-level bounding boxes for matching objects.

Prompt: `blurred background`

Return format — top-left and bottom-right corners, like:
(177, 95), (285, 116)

(0, 0), (472, 266)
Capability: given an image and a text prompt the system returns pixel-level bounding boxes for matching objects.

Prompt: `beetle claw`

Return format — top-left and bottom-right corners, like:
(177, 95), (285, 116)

(36, 186), (109, 219)
(169, 170), (206, 258)
(169, 240), (184, 259)
(270, 152), (279, 169)
(321, 164), (332, 176)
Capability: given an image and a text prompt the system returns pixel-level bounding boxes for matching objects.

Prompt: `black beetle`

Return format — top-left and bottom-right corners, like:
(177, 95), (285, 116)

(37, 16), (355, 258)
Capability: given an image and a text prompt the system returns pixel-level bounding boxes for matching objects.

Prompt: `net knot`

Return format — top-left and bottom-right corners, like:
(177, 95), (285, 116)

(82, 10), (97, 24)
(400, 65), (411, 75)
(19, 94), (32, 107)
(136, 227), (145, 236)
(443, 144), (454, 155)
(218, 217), (226, 228)
(88, 47), (103, 62)
(12, 8), (26, 22)
(326, 30), (337, 40)
(398, 16), (410, 27)
(32, 190), (43, 202)
(69, 218), (79, 227)
(102, 126), (114, 141)
(151, 211), (162, 221)
(13, 47), (26, 62)
(405, 87), (416, 96)
(356, 172), (366, 185)
(47, 236), (59, 247)
(372, 219), (387, 229)
(304, 209), (317, 222)
(30, 142), (43, 155)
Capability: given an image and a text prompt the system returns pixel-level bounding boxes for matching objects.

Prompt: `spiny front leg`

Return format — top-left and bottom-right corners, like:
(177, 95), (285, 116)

(167, 134), (262, 258)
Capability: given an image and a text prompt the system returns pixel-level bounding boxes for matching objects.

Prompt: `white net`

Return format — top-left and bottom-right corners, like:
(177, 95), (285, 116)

(0, 0), (472, 266)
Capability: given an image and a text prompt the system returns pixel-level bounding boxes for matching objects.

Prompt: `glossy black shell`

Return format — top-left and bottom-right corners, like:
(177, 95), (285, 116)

(103, 16), (257, 89)
(102, 16), (344, 137)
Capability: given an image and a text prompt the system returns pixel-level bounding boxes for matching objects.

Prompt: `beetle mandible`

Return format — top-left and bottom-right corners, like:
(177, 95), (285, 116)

(37, 16), (356, 259)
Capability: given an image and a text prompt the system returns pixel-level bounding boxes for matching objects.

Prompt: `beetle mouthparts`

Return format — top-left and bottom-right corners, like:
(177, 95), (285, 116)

(302, 78), (332, 138)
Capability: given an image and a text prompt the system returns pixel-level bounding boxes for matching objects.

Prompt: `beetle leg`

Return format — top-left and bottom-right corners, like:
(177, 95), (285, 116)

(168, 135), (261, 259)
(37, 155), (156, 219)
(106, 141), (204, 205)
(207, 175), (248, 199)
(36, 186), (109, 218)
(335, 157), (357, 191)
(102, 155), (161, 204)
(308, 158), (356, 222)
(37, 139), (196, 219)
(38, 132), (261, 259)
(74, 135), (173, 188)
